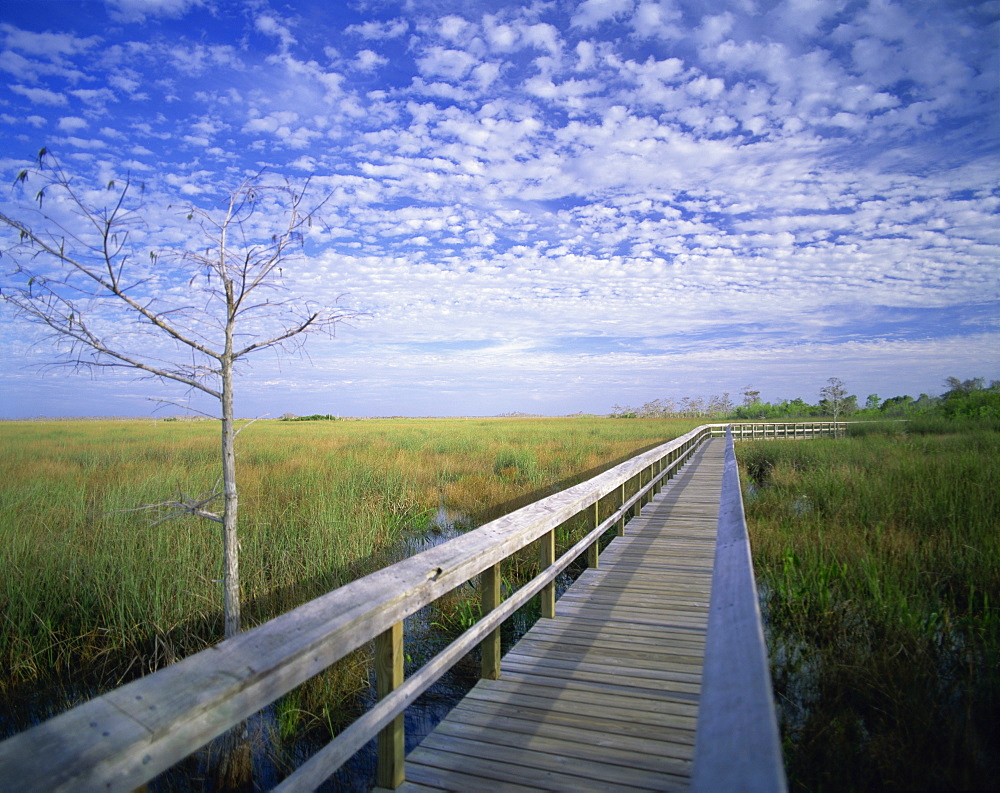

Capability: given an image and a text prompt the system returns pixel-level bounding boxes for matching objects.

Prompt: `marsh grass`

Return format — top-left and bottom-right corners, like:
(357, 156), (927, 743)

(740, 423), (999, 791)
(0, 416), (695, 736)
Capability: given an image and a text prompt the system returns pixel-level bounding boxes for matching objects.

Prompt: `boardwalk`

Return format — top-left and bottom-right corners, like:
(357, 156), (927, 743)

(1, 426), (793, 792)
(394, 438), (726, 792)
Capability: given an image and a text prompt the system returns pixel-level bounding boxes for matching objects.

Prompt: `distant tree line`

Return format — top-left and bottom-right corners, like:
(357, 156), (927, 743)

(610, 377), (1000, 421)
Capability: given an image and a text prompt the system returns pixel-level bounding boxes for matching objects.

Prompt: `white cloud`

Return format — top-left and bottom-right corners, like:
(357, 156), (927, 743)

(572, 0), (635, 29)
(9, 84), (67, 105)
(255, 14), (297, 52)
(57, 116), (88, 132)
(106, 0), (204, 23)
(169, 43), (242, 75)
(630, 1), (683, 39)
(108, 70), (143, 95)
(60, 136), (106, 149)
(0, 0), (996, 418)
(346, 18), (408, 40)
(0, 23), (100, 56)
(416, 47), (478, 81)
(355, 49), (387, 71)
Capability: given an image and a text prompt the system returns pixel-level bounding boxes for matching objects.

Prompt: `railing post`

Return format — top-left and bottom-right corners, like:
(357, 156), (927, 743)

(376, 621), (404, 789)
(587, 500), (600, 568)
(480, 563), (501, 680)
(539, 528), (556, 618)
(629, 473), (640, 517)
(617, 482), (626, 536)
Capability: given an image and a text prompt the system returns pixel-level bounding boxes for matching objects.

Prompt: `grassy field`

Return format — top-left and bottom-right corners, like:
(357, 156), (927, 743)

(5, 415), (996, 791)
(740, 421), (999, 791)
(0, 415), (697, 726)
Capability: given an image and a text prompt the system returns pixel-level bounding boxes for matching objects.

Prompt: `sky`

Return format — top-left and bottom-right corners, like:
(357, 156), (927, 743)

(0, 0), (997, 419)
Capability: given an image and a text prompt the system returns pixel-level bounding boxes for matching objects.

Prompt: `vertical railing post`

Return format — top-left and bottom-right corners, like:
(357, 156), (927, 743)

(539, 528), (556, 618)
(481, 563), (501, 680)
(630, 473), (641, 518)
(376, 622), (404, 789)
(617, 482), (626, 536)
(587, 500), (600, 569)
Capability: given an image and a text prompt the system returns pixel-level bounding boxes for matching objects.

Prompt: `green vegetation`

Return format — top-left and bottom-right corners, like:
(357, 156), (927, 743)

(740, 420), (999, 791)
(0, 415), (696, 733)
(612, 374), (1000, 423)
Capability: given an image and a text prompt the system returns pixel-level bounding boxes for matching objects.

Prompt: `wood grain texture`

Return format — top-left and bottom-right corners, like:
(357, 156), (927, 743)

(397, 439), (727, 792)
(691, 430), (787, 793)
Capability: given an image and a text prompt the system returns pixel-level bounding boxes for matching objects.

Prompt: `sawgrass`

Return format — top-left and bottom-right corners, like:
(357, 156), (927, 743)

(740, 422), (999, 791)
(0, 416), (696, 723)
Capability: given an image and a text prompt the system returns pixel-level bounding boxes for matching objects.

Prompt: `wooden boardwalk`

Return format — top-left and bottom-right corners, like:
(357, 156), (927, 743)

(394, 438), (726, 792)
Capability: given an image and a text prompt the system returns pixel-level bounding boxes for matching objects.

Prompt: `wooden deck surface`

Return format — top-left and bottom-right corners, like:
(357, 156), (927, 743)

(390, 438), (726, 792)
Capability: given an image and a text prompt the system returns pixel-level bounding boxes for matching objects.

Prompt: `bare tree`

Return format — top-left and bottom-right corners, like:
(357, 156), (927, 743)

(819, 377), (850, 422)
(1, 150), (358, 639)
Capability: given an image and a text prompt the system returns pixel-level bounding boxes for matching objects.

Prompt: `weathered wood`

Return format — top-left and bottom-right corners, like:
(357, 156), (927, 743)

(586, 500), (600, 568)
(398, 440), (725, 791)
(480, 563), (501, 680)
(539, 527), (556, 618)
(691, 429), (787, 793)
(376, 622), (405, 789)
(616, 482), (626, 536)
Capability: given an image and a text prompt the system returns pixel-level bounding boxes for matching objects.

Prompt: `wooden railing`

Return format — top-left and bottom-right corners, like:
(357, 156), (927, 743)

(691, 428), (786, 792)
(0, 425), (723, 792)
(727, 421), (843, 439)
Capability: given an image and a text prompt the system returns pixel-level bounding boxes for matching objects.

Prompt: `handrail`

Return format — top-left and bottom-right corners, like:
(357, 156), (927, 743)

(725, 420), (844, 439)
(0, 424), (717, 792)
(692, 428), (787, 792)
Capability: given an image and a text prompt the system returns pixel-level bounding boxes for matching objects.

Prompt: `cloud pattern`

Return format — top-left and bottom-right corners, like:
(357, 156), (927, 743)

(0, 1), (997, 417)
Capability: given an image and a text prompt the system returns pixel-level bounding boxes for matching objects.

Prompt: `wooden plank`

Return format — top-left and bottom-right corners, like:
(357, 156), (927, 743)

(409, 732), (690, 791)
(429, 715), (693, 772)
(453, 696), (697, 747)
(397, 439), (727, 791)
(462, 675), (701, 721)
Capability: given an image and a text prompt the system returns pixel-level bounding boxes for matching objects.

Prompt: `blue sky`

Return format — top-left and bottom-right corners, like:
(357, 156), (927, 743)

(1, 0), (998, 418)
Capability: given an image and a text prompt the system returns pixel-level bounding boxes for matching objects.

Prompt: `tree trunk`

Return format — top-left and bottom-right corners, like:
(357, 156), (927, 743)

(221, 352), (240, 639)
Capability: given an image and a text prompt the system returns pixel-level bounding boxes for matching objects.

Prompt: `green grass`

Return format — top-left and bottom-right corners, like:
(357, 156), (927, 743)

(0, 416), (696, 724)
(740, 422), (1000, 791)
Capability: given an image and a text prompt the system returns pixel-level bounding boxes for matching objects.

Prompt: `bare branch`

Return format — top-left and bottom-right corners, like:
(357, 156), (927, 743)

(119, 486), (224, 526)
(148, 398), (220, 420)
(233, 414), (267, 439)
(2, 152), (364, 640)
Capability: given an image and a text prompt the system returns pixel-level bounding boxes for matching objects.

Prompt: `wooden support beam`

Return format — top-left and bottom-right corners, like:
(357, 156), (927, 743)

(616, 482), (626, 536)
(480, 564), (501, 680)
(586, 501), (600, 569)
(376, 622), (404, 790)
(539, 529), (556, 618)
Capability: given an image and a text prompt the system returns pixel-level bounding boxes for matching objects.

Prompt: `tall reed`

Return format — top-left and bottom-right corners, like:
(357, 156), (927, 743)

(740, 424), (999, 791)
(0, 416), (695, 731)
